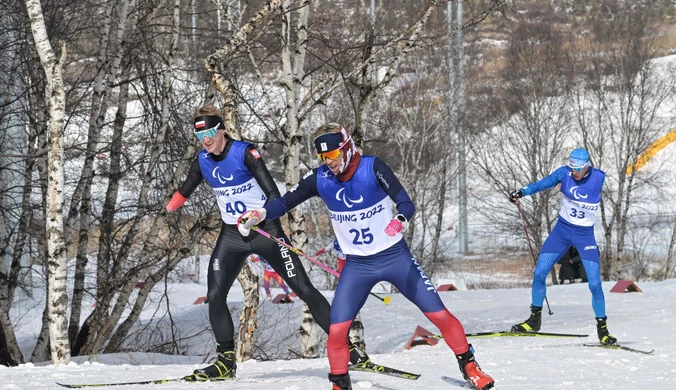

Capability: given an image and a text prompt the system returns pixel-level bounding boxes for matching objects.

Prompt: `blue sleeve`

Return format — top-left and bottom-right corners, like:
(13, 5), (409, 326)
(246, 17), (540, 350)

(521, 166), (567, 196)
(373, 157), (414, 221)
(264, 168), (320, 220)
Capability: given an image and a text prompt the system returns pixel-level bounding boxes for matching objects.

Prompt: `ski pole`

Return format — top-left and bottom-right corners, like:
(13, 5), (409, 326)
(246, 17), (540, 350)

(515, 200), (553, 315)
(251, 226), (391, 305)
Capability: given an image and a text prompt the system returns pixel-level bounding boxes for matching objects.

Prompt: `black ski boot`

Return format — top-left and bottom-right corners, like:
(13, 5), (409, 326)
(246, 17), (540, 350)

(456, 345), (495, 390)
(329, 373), (352, 390)
(511, 304), (542, 332)
(348, 343), (370, 367)
(192, 350), (236, 381)
(596, 317), (617, 346)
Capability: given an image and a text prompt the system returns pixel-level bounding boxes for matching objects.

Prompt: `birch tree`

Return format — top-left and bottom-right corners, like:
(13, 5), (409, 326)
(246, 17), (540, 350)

(25, 0), (70, 365)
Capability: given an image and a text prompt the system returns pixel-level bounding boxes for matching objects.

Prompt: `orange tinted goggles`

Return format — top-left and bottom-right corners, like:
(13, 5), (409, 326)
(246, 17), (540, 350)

(317, 149), (341, 161)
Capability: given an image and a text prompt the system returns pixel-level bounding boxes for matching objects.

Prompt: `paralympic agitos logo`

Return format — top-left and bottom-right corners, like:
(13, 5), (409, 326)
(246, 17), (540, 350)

(569, 185), (588, 200)
(335, 188), (363, 208)
(212, 167), (233, 184)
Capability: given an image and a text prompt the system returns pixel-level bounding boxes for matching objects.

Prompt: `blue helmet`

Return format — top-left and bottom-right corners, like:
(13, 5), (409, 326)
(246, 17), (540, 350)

(569, 148), (590, 168)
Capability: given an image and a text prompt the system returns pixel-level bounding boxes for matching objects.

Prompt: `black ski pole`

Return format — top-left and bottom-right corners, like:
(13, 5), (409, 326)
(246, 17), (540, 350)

(515, 200), (553, 315)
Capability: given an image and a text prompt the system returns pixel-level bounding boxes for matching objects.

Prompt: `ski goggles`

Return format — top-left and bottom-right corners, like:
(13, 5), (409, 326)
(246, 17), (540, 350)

(194, 115), (223, 140)
(194, 125), (219, 140)
(568, 160), (589, 172)
(317, 148), (342, 161)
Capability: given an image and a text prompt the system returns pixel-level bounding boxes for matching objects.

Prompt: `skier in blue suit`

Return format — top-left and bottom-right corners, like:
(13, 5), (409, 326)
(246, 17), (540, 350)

(509, 148), (617, 346)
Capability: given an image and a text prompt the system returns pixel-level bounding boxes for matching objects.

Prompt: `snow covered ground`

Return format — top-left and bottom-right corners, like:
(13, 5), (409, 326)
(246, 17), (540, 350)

(3, 277), (675, 390)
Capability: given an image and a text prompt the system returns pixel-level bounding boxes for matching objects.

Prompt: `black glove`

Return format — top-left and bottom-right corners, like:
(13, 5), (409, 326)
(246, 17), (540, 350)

(509, 189), (523, 203)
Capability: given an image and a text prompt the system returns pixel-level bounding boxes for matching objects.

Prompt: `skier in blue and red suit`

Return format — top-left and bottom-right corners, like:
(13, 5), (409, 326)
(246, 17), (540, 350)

(238, 123), (495, 390)
(509, 148), (617, 346)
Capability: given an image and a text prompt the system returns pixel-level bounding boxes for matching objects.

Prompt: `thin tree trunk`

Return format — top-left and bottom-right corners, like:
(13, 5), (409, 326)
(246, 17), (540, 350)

(429, 155), (449, 272)
(29, 292), (51, 362)
(298, 302), (322, 359)
(26, 0), (70, 365)
(194, 245), (201, 283)
(0, 312), (23, 366)
(68, 184), (91, 348)
(664, 221), (676, 281)
(235, 263), (259, 362)
(29, 93), (51, 363)
(0, 204), (23, 364)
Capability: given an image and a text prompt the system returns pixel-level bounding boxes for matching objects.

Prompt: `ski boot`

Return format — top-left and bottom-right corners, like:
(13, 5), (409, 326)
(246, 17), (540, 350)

(456, 345), (495, 390)
(329, 373), (352, 390)
(192, 351), (236, 381)
(511, 304), (542, 332)
(596, 317), (617, 346)
(348, 343), (370, 367)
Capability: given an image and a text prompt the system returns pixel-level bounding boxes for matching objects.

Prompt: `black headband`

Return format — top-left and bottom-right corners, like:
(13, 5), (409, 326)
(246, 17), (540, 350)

(314, 132), (345, 153)
(194, 115), (224, 131)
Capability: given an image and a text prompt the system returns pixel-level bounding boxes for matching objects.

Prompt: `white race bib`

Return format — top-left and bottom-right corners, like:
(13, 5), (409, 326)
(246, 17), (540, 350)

(559, 194), (599, 227)
(213, 177), (266, 224)
(331, 197), (400, 256)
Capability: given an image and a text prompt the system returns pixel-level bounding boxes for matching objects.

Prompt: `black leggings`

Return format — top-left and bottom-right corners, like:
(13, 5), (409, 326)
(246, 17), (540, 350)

(207, 219), (331, 351)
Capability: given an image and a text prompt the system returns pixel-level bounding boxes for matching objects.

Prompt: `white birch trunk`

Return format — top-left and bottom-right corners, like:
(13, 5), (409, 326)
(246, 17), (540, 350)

(28, 108), (51, 363)
(25, 0), (70, 365)
(280, 0), (319, 358)
(235, 264), (259, 363)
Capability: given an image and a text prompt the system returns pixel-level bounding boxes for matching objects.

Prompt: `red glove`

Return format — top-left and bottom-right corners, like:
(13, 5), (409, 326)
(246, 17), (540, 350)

(166, 192), (187, 212)
(384, 214), (407, 237)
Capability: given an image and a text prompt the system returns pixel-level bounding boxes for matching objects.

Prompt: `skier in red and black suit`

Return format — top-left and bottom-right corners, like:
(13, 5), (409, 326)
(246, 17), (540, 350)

(166, 107), (370, 381)
(238, 123), (495, 390)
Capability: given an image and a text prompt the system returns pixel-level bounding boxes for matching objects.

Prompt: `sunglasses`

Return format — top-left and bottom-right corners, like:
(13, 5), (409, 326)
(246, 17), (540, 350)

(317, 148), (342, 161)
(194, 124), (220, 141)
